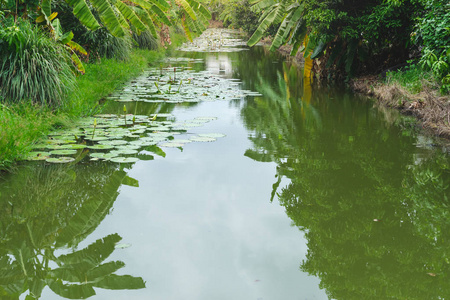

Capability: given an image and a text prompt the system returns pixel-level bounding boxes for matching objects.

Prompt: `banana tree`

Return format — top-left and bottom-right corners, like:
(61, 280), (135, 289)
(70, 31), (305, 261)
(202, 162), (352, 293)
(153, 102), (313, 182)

(51, 0), (211, 42)
(0, 166), (145, 299)
(246, 0), (321, 77)
(36, 0), (88, 74)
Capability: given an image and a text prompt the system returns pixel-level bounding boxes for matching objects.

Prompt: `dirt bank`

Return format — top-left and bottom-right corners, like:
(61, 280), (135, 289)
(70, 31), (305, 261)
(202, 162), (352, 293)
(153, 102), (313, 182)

(350, 76), (450, 140)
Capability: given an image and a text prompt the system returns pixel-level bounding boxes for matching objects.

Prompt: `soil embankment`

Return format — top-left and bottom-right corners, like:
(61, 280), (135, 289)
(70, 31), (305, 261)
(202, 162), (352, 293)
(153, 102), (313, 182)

(350, 76), (450, 140)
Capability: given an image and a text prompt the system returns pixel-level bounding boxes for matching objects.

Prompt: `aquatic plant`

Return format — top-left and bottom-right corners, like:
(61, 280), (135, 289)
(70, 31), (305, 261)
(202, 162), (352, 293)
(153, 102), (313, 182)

(27, 113), (226, 164)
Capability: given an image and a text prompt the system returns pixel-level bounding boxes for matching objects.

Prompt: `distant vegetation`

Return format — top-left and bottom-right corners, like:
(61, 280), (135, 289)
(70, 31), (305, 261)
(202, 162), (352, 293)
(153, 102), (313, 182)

(216, 0), (449, 93)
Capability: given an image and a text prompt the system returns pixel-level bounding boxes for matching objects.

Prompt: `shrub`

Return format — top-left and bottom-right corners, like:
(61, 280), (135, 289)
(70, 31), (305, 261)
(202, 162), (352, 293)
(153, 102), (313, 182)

(53, 1), (133, 61)
(0, 18), (75, 106)
(133, 29), (158, 51)
(415, 0), (450, 93)
(84, 29), (132, 60)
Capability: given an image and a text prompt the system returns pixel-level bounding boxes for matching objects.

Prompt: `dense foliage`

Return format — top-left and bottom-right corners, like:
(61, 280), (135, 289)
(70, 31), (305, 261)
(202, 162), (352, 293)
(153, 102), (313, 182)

(415, 0), (450, 93)
(219, 0), (271, 37)
(220, 0), (449, 91)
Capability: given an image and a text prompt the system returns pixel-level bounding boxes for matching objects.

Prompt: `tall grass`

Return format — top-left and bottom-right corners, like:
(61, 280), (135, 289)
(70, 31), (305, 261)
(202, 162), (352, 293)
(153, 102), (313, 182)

(0, 19), (76, 106)
(0, 103), (67, 170)
(64, 49), (166, 116)
(385, 64), (440, 94)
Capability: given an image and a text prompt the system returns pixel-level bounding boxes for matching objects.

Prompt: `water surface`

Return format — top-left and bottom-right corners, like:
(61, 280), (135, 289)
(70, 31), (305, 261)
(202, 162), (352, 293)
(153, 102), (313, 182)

(0, 40), (449, 300)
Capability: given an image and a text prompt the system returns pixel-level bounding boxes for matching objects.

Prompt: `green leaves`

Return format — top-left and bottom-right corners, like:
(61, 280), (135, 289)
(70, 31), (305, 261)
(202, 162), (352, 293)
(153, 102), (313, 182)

(93, 274), (145, 289)
(61, 0), (209, 42)
(66, 0), (101, 31)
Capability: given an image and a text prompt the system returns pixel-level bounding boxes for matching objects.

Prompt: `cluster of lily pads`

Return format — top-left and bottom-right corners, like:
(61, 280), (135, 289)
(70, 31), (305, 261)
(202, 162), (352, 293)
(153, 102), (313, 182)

(178, 28), (248, 52)
(107, 67), (262, 104)
(26, 114), (226, 164)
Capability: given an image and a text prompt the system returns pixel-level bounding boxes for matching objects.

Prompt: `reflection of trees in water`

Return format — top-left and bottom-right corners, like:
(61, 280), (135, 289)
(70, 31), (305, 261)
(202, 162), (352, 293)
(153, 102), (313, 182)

(241, 64), (450, 298)
(0, 163), (145, 299)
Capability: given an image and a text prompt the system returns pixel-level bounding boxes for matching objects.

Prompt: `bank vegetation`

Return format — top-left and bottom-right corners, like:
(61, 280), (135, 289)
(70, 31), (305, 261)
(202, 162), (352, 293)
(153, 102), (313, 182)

(214, 0), (450, 138)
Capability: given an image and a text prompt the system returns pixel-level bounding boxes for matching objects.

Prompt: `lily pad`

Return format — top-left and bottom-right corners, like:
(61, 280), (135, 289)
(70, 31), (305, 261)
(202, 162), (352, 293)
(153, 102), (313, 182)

(173, 139), (192, 144)
(115, 243), (132, 249)
(90, 152), (119, 160)
(198, 133), (226, 138)
(190, 136), (216, 142)
(160, 142), (185, 148)
(26, 151), (51, 161)
(110, 157), (139, 163)
(87, 144), (115, 150)
(85, 136), (110, 141)
(64, 144), (88, 149)
(115, 145), (141, 150)
(50, 149), (77, 155)
(98, 140), (128, 146)
(46, 157), (75, 163)
(110, 149), (138, 155)
(194, 117), (218, 121)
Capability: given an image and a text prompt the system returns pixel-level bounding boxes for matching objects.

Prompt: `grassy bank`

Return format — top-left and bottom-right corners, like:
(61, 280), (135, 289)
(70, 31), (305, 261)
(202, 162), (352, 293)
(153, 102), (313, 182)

(350, 68), (450, 139)
(0, 34), (186, 172)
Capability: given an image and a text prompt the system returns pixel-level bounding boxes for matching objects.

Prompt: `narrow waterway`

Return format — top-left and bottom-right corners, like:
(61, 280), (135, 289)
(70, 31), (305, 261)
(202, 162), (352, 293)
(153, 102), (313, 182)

(1, 31), (449, 299)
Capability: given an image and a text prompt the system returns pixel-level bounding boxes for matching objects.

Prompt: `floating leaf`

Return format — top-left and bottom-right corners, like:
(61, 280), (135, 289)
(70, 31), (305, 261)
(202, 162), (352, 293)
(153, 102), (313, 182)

(50, 149), (77, 155)
(160, 142), (185, 148)
(65, 144), (88, 149)
(26, 151), (51, 161)
(115, 145), (141, 150)
(90, 152), (119, 160)
(110, 157), (139, 163)
(85, 136), (109, 141)
(110, 149), (138, 155)
(197, 133), (226, 138)
(173, 139), (192, 144)
(190, 136), (216, 142)
(87, 144), (115, 150)
(115, 243), (132, 249)
(99, 140), (128, 146)
(46, 157), (75, 163)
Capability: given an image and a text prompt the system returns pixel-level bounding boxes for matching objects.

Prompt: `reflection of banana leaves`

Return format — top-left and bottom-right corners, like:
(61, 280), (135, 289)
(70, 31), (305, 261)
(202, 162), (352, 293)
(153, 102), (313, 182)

(0, 166), (145, 299)
(242, 64), (321, 199)
(0, 234), (144, 299)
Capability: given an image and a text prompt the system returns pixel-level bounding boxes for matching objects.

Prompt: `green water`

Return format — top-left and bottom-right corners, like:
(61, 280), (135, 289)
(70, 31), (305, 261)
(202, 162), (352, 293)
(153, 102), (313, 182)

(0, 45), (449, 300)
